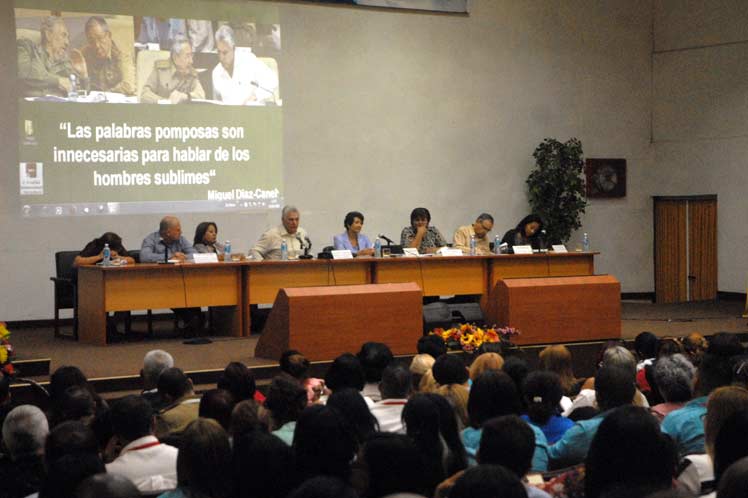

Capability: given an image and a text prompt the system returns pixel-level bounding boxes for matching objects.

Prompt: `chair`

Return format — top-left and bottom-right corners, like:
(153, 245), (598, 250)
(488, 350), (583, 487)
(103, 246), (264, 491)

(50, 251), (79, 340)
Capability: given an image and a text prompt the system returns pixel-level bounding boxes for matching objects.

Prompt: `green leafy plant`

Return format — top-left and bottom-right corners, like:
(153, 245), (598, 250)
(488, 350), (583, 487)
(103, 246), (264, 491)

(526, 138), (587, 244)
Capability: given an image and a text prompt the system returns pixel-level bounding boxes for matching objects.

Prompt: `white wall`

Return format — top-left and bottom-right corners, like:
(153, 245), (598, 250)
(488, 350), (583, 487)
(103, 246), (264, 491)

(0, 0), (656, 320)
(653, 0), (748, 292)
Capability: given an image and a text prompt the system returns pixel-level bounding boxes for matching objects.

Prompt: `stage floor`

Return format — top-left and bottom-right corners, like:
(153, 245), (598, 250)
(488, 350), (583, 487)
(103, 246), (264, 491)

(10, 300), (748, 380)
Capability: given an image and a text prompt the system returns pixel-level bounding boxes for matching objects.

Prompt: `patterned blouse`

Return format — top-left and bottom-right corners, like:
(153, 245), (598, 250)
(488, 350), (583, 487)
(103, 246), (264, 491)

(400, 225), (448, 252)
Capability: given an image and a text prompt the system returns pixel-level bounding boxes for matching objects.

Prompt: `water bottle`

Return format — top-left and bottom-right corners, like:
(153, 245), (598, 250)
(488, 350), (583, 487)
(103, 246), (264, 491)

(469, 235), (477, 256)
(582, 232), (590, 252)
(224, 240), (231, 262)
(102, 243), (111, 266)
(280, 239), (288, 260)
(68, 73), (78, 99)
(374, 238), (382, 258)
(494, 234), (501, 254)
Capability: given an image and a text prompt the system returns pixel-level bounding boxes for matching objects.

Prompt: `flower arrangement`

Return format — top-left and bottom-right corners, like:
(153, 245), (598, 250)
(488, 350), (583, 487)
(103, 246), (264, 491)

(430, 324), (520, 353)
(0, 322), (15, 376)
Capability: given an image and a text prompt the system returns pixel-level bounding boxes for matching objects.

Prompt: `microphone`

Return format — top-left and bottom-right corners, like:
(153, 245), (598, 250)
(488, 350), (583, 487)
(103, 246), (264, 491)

(305, 236), (312, 251)
(378, 234), (395, 245)
(298, 234), (313, 259)
(251, 81), (277, 105)
(160, 239), (169, 264)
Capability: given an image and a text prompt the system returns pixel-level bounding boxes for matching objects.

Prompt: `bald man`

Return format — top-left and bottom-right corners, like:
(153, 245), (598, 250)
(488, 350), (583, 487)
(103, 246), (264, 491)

(140, 216), (195, 263)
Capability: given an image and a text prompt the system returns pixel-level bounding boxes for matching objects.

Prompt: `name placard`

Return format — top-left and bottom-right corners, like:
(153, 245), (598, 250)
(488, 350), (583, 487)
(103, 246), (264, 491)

(552, 244), (568, 253)
(331, 250), (354, 260)
(193, 253), (219, 264)
(437, 247), (463, 257)
(403, 248), (420, 257)
(512, 245), (534, 255)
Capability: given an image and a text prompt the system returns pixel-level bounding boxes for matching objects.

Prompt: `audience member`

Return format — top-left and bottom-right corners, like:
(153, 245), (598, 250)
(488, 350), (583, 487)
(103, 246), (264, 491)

(41, 421), (105, 498)
(548, 364), (636, 468)
(230, 399), (269, 439)
(717, 456), (748, 498)
(422, 392), (469, 476)
(417, 334), (447, 359)
(198, 388), (235, 431)
(409, 353), (435, 392)
(370, 363), (412, 433)
(713, 411), (748, 487)
(432, 354), (469, 387)
(449, 464), (528, 498)
(522, 371), (574, 444)
(288, 476), (359, 498)
(75, 473), (140, 498)
(217, 361), (264, 403)
(233, 431), (298, 498)
(357, 342), (394, 402)
(140, 350), (174, 411)
(682, 332), (709, 366)
(402, 393), (448, 496)
(469, 352), (504, 381)
(634, 331), (659, 395)
(436, 383), (470, 428)
(265, 375), (308, 445)
(585, 406), (676, 498)
(324, 353), (369, 404)
(280, 350), (326, 404)
(155, 368), (200, 436)
(50, 385), (96, 427)
(503, 356), (531, 410)
(539, 345), (583, 397)
(106, 395), (178, 493)
(293, 405), (357, 482)
(327, 388), (379, 447)
(0, 405), (48, 498)
(463, 370), (548, 471)
(362, 433), (429, 498)
(159, 418), (233, 498)
(651, 353), (695, 421)
(48, 365), (106, 423)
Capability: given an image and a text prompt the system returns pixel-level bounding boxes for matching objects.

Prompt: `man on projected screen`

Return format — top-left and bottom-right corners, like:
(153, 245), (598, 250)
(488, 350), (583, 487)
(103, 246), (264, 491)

(211, 25), (279, 105)
(140, 216), (195, 263)
(140, 35), (205, 104)
(80, 16), (135, 95)
(250, 206), (309, 260)
(17, 16), (88, 98)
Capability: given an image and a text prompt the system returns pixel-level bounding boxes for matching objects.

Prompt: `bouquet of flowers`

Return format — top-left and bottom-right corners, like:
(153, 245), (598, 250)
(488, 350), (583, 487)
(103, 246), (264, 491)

(430, 324), (520, 353)
(0, 322), (15, 376)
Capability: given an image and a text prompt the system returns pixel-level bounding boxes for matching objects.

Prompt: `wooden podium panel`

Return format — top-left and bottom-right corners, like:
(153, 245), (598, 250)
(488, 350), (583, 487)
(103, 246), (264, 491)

(374, 257), (485, 296)
(547, 253), (594, 276)
(489, 275), (620, 345)
(255, 283), (423, 361)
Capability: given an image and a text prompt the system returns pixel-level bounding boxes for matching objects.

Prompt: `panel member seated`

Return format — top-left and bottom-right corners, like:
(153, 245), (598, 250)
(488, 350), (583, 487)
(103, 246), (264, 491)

(140, 35), (205, 104)
(140, 216), (195, 263)
(333, 211), (374, 257)
(501, 214), (545, 252)
(250, 205), (309, 260)
(80, 16), (135, 95)
(453, 213), (494, 255)
(400, 207), (447, 254)
(193, 221), (225, 257)
(73, 232), (135, 267)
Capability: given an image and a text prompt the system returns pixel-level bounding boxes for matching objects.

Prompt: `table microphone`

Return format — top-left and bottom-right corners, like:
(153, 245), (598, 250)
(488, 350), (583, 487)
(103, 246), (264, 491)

(159, 239), (171, 264)
(297, 235), (313, 259)
(378, 234), (395, 245)
(251, 81), (277, 105)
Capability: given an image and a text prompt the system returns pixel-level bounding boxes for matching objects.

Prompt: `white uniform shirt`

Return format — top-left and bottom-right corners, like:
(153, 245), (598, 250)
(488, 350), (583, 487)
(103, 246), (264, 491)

(212, 47), (278, 105)
(105, 435), (178, 493)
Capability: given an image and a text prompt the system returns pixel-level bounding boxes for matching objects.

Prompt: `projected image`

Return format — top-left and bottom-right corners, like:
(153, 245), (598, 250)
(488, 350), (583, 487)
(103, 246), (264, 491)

(15, 3), (283, 217)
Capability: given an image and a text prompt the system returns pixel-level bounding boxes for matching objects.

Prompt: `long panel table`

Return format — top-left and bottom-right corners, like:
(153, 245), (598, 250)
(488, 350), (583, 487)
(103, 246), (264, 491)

(77, 252), (595, 345)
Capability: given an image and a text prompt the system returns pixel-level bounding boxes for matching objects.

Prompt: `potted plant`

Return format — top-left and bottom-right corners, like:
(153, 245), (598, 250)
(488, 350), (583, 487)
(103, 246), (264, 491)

(526, 138), (587, 244)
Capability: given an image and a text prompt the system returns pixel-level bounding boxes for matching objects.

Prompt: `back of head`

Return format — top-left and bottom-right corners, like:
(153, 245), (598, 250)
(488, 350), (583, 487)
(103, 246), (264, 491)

(594, 364), (636, 412)
(54, 385), (96, 425)
(157, 367), (191, 401)
(142, 350), (174, 388)
(324, 353), (365, 392)
(523, 370), (563, 426)
(450, 464), (527, 498)
(50, 366), (89, 404)
(652, 354), (695, 403)
(585, 406), (675, 498)
(199, 388), (236, 431)
(502, 356), (529, 396)
(478, 415), (534, 477)
(357, 342), (394, 383)
(2, 404), (49, 459)
(41, 452), (104, 498)
(233, 431), (297, 498)
(539, 344), (577, 392)
(435, 383), (470, 428)
(288, 476), (358, 498)
(713, 409), (748, 483)
(401, 393), (447, 494)
(177, 418), (232, 498)
(422, 392), (468, 474)
(707, 332), (743, 357)
(417, 335), (447, 358)
(216, 362), (256, 401)
(717, 456), (748, 498)
(327, 388), (378, 444)
(230, 399), (268, 438)
(602, 346), (637, 376)
(468, 370), (521, 428)
(293, 405), (356, 481)
(432, 354), (468, 386)
(45, 420), (99, 464)
(380, 363), (412, 399)
(265, 375), (307, 428)
(363, 433), (428, 498)
(279, 350), (310, 380)
(110, 395), (153, 443)
(705, 386), (748, 456)
(469, 352), (504, 381)
(75, 473), (140, 498)
(698, 350), (738, 396)
(634, 332), (659, 360)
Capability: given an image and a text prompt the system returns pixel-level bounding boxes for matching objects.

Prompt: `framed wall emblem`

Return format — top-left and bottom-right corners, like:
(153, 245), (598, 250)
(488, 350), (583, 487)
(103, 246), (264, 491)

(585, 159), (626, 198)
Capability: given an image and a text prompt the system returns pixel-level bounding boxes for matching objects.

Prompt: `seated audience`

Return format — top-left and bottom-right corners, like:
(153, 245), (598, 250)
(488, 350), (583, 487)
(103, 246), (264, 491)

(422, 392), (469, 476)
(469, 352), (504, 382)
(436, 383), (470, 428)
(417, 334), (447, 359)
(75, 473), (140, 498)
(233, 431), (298, 498)
(717, 456), (748, 498)
(409, 353), (435, 392)
(229, 399), (269, 440)
(449, 465), (528, 498)
(650, 353), (695, 421)
(327, 388), (379, 448)
(400, 207), (447, 254)
(140, 349), (174, 411)
(503, 356), (531, 410)
(538, 344), (583, 398)
(333, 211), (375, 257)
(713, 411), (748, 490)
(192, 221), (225, 255)
(432, 354), (469, 387)
(324, 353), (370, 405)
(199, 388), (235, 431)
(50, 385), (97, 427)
(265, 375), (307, 445)
(522, 371), (574, 444)
(155, 368), (200, 437)
(0, 405), (48, 498)
(370, 363), (412, 433)
(402, 394), (449, 496)
(357, 342), (394, 402)
(634, 331), (659, 395)
(682, 332), (709, 366)
(159, 418), (233, 498)
(106, 395), (178, 492)
(48, 365), (107, 423)
(279, 350), (326, 405)
(293, 405), (357, 482)
(548, 364), (636, 468)
(362, 433), (430, 498)
(584, 406), (676, 498)
(462, 370), (548, 471)
(217, 361), (265, 403)
(42, 421), (105, 498)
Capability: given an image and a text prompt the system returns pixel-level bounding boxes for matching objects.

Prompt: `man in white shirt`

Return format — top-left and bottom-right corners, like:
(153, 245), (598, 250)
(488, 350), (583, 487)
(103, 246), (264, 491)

(212, 24), (278, 105)
(106, 395), (178, 493)
(250, 205), (310, 260)
(370, 364), (412, 433)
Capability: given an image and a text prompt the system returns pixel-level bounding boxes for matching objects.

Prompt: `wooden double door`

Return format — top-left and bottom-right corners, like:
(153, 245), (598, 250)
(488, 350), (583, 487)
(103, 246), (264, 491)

(654, 196), (717, 303)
